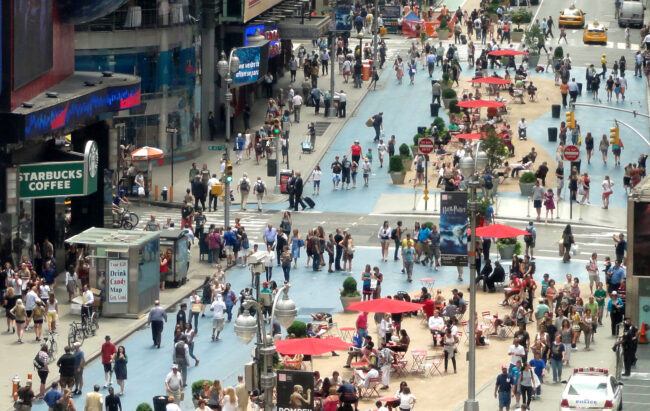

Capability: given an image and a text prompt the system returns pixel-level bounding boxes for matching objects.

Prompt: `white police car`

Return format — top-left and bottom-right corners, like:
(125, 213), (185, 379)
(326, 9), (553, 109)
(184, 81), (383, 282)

(560, 368), (623, 410)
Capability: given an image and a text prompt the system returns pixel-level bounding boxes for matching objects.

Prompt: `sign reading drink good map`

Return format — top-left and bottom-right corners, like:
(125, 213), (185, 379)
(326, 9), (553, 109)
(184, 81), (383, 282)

(108, 260), (128, 303)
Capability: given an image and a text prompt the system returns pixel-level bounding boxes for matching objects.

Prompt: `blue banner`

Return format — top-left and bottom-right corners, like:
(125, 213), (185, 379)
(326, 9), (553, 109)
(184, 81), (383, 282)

(335, 7), (352, 31)
(234, 46), (261, 85)
(440, 191), (468, 266)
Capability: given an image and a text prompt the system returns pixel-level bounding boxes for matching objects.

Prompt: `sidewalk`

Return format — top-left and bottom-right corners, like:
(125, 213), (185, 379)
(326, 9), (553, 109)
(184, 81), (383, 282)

(149, 38), (392, 206)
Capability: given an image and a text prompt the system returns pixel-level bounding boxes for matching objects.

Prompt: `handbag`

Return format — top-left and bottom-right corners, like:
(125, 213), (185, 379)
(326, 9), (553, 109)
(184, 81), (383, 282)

(571, 243), (579, 256)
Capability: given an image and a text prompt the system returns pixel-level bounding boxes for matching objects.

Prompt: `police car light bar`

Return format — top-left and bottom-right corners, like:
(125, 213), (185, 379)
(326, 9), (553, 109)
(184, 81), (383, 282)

(573, 367), (609, 375)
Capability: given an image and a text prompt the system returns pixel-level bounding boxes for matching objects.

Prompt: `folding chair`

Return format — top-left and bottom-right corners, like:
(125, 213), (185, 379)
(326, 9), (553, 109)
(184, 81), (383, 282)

(455, 331), (463, 346)
(422, 354), (444, 377)
(391, 353), (408, 377)
(462, 322), (470, 344)
(359, 374), (382, 399)
(481, 311), (492, 327)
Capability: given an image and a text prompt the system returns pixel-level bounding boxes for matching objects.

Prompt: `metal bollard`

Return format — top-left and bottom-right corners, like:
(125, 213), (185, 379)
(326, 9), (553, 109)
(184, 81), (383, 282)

(527, 196), (531, 217)
(579, 202), (583, 221)
(412, 180), (417, 211)
(433, 191), (438, 213)
(494, 194), (499, 215)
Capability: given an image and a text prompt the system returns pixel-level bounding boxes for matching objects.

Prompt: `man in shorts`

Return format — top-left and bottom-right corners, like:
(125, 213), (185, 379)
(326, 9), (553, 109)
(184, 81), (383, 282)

(223, 227), (237, 266)
(532, 179), (545, 221)
(524, 221), (536, 258)
(210, 295), (226, 341)
(586, 252), (600, 293)
(101, 335), (116, 388)
(331, 156), (342, 190)
(494, 365), (514, 411)
(57, 345), (76, 390)
(73, 342), (85, 395)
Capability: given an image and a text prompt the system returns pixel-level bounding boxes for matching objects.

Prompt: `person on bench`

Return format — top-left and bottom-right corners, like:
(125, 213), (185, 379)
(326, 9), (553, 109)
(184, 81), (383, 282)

(486, 261), (506, 293)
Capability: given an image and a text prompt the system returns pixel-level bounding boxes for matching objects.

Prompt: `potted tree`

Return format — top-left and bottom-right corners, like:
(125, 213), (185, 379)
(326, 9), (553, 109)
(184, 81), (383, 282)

(287, 321), (308, 337)
(136, 404), (153, 411)
(553, 46), (564, 64)
(389, 155), (406, 184)
(448, 99), (460, 114)
(399, 143), (413, 171)
(518, 171), (537, 196)
(524, 24), (544, 67)
(497, 237), (522, 260)
(442, 88), (457, 108)
(340, 277), (361, 313)
(437, 14), (451, 40)
(411, 133), (424, 156)
(510, 9), (532, 42)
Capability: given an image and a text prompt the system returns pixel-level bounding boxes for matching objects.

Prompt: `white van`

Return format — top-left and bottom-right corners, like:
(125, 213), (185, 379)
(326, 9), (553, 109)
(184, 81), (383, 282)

(619, 1), (645, 28)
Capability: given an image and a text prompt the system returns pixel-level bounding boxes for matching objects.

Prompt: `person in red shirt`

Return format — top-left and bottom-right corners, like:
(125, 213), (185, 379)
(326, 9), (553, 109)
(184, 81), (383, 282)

(500, 275), (521, 306)
(348, 140), (363, 165)
(423, 298), (435, 319)
(356, 312), (368, 340)
(101, 335), (117, 388)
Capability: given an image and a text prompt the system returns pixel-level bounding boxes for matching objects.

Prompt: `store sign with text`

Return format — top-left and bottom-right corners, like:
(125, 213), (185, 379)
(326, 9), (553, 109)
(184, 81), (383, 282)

(108, 260), (129, 303)
(440, 192), (469, 266)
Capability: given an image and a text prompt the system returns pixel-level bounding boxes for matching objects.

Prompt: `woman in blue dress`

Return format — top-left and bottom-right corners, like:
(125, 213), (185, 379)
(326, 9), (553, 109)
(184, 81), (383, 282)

(290, 229), (303, 269)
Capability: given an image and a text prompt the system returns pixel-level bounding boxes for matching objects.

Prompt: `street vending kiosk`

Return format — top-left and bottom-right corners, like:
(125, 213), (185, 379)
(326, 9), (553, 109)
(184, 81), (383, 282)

(159, 229), (190, 287)
(66, 228), (160, 317)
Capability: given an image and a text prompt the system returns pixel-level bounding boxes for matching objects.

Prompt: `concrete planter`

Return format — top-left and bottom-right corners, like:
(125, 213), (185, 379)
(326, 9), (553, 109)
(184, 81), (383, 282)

(519, 181), (535, 197)
(498, 243), (516, 260)
(527, 54), (540, 67)
(511, 30), (524, 42)
(341, 296), (362, 313)
(402, 158), (413, 171)
(442, 98), (454, 108)
(436, 29), (450, 40)
(390, 172), (406, 185)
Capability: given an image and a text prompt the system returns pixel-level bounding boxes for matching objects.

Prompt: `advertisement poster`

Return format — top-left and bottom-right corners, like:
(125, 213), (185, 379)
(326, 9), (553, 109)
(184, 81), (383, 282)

(440, 192), (468, 266)
(108, 260), (128, 303)
(13, 0), (53, 89)
(381, 5), (401, 33)
(234, 45), (269, 85)
(633, 202), (650, 277)
(276, 370), (314, 411)
(335, 7), (352, 31)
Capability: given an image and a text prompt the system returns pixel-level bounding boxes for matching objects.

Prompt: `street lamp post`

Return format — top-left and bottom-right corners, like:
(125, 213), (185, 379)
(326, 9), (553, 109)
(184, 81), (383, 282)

(373, 0), (379, 63)
(235, 277), (298, 411)
(358, 32), (364, 56)
(217, 50), (240, 229)
(459, 144), (488, 411)
(328, 0), (337, 118)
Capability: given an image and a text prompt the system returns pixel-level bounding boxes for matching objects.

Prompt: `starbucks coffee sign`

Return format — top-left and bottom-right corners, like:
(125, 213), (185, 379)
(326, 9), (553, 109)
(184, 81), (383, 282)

(18, 141), (98, 199)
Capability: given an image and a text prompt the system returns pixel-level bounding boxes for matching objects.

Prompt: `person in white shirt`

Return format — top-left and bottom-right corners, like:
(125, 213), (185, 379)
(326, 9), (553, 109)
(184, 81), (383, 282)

(24, 286), (41, 330)
(586, 252), (599, 293)
(264, 244), (275, 282)
(165, 366), (184, 404)
(517, 118), (528, 140)
(292, 94), (303, 123)
(81, 284), (94, 323)
(428, 311), (445, 346)
(377, 139), (387, 168)
(210, 296), (226, 341)
(39, 283), (50, 301)
(237, 172), (251, 212)
(397, 386), (416, 410)
(312, 165), (322, 195)
(508, 339), (526, 368)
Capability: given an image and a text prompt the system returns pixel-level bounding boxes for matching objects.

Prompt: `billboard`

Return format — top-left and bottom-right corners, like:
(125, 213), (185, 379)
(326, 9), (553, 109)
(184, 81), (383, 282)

(276, 370), (314, 411)
(335, 7), (352, 31)
(233, 44), (269, 85)
(440, 191), (468, 266)
(633, 201), (650, 277)
(13, 0), (53, 89)
(244, 0), (283, 23)
(381, 5), (401, 33)
(108, 260), (128, 303)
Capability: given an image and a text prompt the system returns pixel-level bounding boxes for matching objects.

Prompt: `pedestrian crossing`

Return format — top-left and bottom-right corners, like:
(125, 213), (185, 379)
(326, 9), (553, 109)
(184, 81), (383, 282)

(556, 38), (640, 51)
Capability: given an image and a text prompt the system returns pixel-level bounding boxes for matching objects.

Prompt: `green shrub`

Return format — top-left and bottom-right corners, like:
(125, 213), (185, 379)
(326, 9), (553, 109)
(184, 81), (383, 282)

(398, 143), (411, 157)
(520, 172), (537, 183)
(497, 238), (523, 255)
(136, 404), (153, 411)
(438, 15), (449, 30)
(554, 46), (564, 60)
(389, 156), (405, 173)
(442, 88), (457, 99)
(341, 277), (360, 297)
(510, 9), (532, 27)
(413, 133), (424, 146)
(524, 24), (545, 54)
(287, 321), (307, 338)
(433, 117), (445, 131)
(422, 221), (435, 230)
(449, 99), (460, 114)
(442, 72), (451, 84)
(482, 129), (506, 172)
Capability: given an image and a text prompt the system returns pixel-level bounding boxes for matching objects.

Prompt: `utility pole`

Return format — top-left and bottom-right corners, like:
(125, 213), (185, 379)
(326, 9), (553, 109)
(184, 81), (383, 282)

(373, 0), (379, 63)
(200, 0), (216, 141)
(329, 0), (337, 118)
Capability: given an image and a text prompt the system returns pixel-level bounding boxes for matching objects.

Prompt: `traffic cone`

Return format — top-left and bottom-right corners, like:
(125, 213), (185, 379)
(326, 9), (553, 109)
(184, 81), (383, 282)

(640, 323), (648, 344)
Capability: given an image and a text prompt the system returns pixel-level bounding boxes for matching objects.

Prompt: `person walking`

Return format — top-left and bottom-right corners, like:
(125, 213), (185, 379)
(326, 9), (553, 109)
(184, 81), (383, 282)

(494, 365), (515, 411)
(602, 175), (614, 209)
(57, 345), (76, 392)
(253, 177), (267, 212)
(549, 335), (566, 383)
(210, 295), (226, 341)
(72, 342), (85, 395)
(618, 317), (640, 376)
(234, 375), (249, 411)
(165, 365), (184, 405)
(173, 337), (191, 387)
(85, 385), (104, 411)
(293, 172), (307, 211)
(147, 300), (167, 348)
(101, 336), (116, 388)
(105, 387), (122, 411)
(114, 346), (128, 396)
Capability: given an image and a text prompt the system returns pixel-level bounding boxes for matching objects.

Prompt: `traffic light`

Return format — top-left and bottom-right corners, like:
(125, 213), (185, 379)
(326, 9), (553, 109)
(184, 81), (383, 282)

(565, 111), (575, 129)
(225, 162), (233, 183)
(609, 126), (619, 146)
(272, 119), (281, 135)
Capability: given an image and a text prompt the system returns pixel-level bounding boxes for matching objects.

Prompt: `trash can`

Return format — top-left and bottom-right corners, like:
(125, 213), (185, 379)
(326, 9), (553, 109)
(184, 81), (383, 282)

(548, 127), (558, 142)
(551, 104), (561, 118)
(280, 170), (293, 194)
(417, 126), (427, 134)
(431, 103), (440, 117)
(577, 82), (583, 96)
(267, 158), (277, 177)
(153, 395), (168, 411)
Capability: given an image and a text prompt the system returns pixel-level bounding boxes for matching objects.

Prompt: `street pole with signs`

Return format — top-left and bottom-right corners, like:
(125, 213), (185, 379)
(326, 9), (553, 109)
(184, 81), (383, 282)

(217, 50), (240, 228)
(166, 126), (177, 202)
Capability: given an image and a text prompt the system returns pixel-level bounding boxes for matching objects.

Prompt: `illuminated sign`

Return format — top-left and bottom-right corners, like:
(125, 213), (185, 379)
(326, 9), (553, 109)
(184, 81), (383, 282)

(234, 47), (262, 84)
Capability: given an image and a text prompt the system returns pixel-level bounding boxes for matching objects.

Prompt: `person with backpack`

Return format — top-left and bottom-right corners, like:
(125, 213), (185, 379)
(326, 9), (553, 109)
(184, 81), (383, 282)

(253, 177), (267, 212)
(237, 173), (251, 211)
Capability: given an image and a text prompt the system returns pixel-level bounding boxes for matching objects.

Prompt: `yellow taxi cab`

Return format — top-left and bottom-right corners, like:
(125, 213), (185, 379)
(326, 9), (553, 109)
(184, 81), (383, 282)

(559, 6), (585, 28)
(583, 21), (608, 44)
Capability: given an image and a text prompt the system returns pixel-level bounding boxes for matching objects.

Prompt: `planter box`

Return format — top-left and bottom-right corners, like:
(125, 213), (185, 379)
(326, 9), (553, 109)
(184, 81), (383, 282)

(519, 181), (535, 197)
(341, 296), (362, 313)
(442, 98), (454, 108)
(390, 172), (406, 185)
(402, 158), (413, 171)
(498, 243), (516, 260)
(511, 30), (524, 42)
(527, 54), (540, 67)
(436, 29), (450, 40)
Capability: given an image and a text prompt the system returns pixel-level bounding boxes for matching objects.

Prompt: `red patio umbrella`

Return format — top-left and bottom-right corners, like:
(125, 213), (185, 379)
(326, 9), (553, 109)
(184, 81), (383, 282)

(488, 49), (529, 57)
(470, 223), (529, 238)
(275, 337), (351, 355)
(454, 133), (485, 140)
(456, 99), (505, 108)
(469, 77), (512, 85)
(346, 298), (423, 314)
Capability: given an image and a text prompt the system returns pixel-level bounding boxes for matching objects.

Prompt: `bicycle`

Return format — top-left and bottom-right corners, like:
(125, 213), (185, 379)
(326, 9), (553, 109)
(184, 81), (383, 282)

(67, 322), (85, 347)
(114, 207), (139, 230)
(43, 331), (57, 362)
